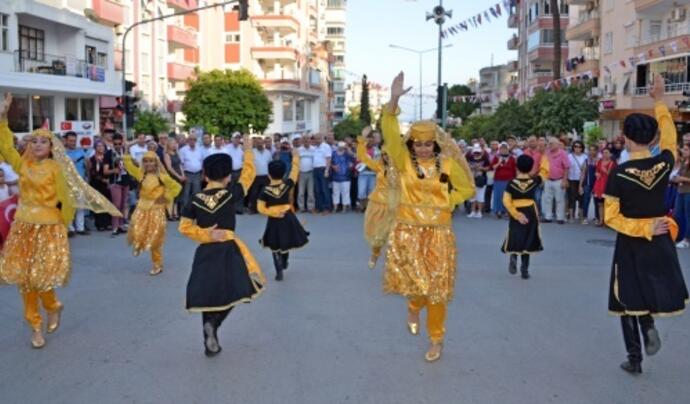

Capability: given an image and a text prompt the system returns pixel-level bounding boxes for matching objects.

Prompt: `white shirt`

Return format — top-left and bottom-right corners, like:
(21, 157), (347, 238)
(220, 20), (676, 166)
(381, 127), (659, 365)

(179, 145), (204, 173)
(207, 145), (229, 157)
(298, 146), (315, 172)
(254, 148), (273, 176)
(312, 143), (332, 168)
(0, 162), (18, 183)
(129, 144), (148, 164)
(226, 144), (244, 171)
(568, 153), (588, 181)
(619, 149), (630, 164)
(0, 184), (10, 201)
(201, 145), (214, 159)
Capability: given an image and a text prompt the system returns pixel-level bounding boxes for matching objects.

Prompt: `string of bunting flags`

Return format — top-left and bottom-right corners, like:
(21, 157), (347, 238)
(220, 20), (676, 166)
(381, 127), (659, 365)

(440, 0), (518, 39)
(602, 36), (690, 76)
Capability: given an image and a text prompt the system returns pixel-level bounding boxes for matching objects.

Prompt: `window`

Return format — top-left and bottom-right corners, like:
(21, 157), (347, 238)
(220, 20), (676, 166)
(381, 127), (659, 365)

(19, 25), (45, 61)
(283, 96), (294, 121)
(141, 51), (150, 74)
(649, 20), (662, 43)
(31, 95), (53, 131)
(81, 98), (95, 121)
(327, 27), (344, 36)
(86, 46), (97, 64)
(225, 33), (241, 43)
(335, 55), (344, 64)
(1, 13), (8, 52)
(97, 52), (107, 67)
(604, 32), (613, 54)
(649, 56), (688, 87)
(65, 98), (79, 120)
(327, 0), (345, 8)
(296, 99), (305, 121)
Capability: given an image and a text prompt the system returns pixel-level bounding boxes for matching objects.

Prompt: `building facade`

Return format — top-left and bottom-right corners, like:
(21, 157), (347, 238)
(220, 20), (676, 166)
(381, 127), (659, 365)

(0, 0), (120, 135)
(324, 0), (346, 125)
(478, 64), (512, 115)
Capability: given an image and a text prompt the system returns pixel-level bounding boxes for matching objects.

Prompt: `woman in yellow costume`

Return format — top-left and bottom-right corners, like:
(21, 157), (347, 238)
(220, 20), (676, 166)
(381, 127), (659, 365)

(124, 148), (181, 276)
(0, 93), (120, 348)
(381, 73), (475, 362)
(356, 127), (399, 269)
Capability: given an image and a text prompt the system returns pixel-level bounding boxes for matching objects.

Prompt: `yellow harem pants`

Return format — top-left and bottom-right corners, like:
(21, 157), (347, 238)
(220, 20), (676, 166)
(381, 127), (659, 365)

(21, 289), (62, 331)
(408, 297), (447, 343)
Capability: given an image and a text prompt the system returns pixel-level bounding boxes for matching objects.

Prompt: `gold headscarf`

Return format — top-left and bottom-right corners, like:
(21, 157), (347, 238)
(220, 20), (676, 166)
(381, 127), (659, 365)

(403, 120), (473, 178)
(26, 129), (122, 224)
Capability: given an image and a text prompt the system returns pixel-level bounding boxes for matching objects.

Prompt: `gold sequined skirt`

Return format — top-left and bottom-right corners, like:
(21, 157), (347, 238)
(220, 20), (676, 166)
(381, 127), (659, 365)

(127, 206), (166, 255)
(363, 200), (394, 250)
(383, 222), (457, 304)
(0, 221), (70, 293)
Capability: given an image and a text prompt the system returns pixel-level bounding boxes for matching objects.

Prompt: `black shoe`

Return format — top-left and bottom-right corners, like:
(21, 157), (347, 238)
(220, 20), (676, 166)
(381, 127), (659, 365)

(68, 231), (76, 238)
(282, 255), (289, 270)
(203, 322), (221, 357)
(542, 219), (553, 223)
(275, 271), (283, 281)
(521, 272), (530, 279)
(77, 230), (90, 235)
(644, 328), (661, 356)
(509, 262), (517, 275)
(557, 220), (565, 225)
(620, 361), (642, 374)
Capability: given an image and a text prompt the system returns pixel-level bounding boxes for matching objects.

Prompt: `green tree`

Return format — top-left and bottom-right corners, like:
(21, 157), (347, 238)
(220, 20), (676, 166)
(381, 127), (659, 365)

(333, 116), (365, 140)
(447, 84), (478, 122)
(526, 85), (599, 136)
(491, 99), (533, 139)
(182, 69), (272, 136)
(133, 109), (169, 139)
(455, 114), (497, 141)
(360, 75), (371, 125)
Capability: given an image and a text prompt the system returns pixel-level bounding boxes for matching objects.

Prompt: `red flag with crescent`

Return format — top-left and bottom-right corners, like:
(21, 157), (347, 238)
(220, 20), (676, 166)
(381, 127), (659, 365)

(0, 194), (18, 250)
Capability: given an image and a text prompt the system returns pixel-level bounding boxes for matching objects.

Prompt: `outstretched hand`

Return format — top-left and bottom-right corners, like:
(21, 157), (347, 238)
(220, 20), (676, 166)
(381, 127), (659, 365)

(361, 126), (372, 138)
(650, 73), (665, 101)
(1, 93), (12, 120)
(390, 72), (413, 100)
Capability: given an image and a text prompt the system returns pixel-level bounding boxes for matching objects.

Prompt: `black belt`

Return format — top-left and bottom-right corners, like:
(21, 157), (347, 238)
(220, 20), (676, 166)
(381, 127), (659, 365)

(184, 171), (201, 175)
(548, 177), (564, 181)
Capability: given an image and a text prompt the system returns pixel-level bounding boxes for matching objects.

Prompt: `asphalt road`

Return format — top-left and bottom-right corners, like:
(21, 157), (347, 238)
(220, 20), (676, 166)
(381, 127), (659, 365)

(1, 213), (688, 404)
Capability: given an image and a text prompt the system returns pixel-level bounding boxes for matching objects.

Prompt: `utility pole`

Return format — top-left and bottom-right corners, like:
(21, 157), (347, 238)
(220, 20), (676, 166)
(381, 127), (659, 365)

(427, 1), (452, 129)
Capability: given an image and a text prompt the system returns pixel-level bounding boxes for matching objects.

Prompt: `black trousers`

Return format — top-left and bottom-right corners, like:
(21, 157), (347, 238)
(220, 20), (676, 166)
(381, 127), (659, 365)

(202, 308), (233, 331)
(510, 254), (530, 273)
(620, 315), (655, 364)
(272, 252), (289, 274)
(484, 185), (493, 212)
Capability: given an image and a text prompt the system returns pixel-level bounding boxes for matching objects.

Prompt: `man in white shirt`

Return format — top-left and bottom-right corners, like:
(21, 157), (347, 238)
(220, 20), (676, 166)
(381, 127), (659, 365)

(295, 135), (316, 212)
(200, 133), (213, 159)
(207, 135), (229, 156)
(179, 133), (204, 207)
(129, 133), (148, 165)
(226, 132), (245, 213)
(312, 133), (332, 213)
(247, 136), (274, 213)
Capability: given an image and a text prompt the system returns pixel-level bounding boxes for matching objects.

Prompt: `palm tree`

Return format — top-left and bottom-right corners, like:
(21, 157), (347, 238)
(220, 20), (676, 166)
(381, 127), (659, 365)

(551, 0), (562, 81)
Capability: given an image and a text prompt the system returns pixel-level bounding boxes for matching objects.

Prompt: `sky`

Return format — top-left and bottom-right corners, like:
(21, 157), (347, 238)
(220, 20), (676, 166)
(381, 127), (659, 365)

(346, 0), (514, 121)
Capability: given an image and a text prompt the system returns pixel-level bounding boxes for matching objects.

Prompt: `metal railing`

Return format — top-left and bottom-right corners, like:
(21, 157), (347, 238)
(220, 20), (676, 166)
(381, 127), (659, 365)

(13, 50), (105, 81)
(636, 23), (690, 47)
(634, 82), (690, 95)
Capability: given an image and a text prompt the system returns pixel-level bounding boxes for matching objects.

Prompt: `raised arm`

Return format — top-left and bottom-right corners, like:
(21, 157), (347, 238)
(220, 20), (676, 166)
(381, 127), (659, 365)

(650, 74), (677, 158)
(382, 72), (413, 171)
(288, 149), (300, 183)
(123, 154), (143, 181)
(357, 133), (383, 174)
(0, 94), (23, 172)
(238, 135), (255, 195)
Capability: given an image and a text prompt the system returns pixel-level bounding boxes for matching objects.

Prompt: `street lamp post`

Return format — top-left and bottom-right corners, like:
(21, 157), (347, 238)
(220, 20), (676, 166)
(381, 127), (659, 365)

(389, 44), (452, 121)
(426, 1), (452, 129)
(120, 0), (241, 137)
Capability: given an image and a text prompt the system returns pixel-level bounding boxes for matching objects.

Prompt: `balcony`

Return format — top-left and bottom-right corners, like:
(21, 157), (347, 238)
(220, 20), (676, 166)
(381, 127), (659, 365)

(634, 22), (690, 56)
(13, 50), (105, 81)
(251, 46), (299, 61)
(528, 46), (569, 62)
(567, 47), (600, 76)
(508, 13), (519, 29)
(167, 0), (198, 11)
(635, 0), (690, 14)
(634, 82), (690, 96)
(251, 15), (300, 33)
(566, 11), (600, 41)
(168, 25), (197, 49)
(167, 62), (194, 81)
(91, 0), (124, 27)
(508, 35), (519, 50)
(507, 60), (519, 72)
(528, 71), (554, 86)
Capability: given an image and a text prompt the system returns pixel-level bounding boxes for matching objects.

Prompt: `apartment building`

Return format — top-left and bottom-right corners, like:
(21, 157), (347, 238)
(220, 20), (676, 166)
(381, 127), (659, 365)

(478, 64), (512, 115)
(324, 0), (346, 124)
(508, 0), (570, 101)
(0, 0), (120, 135)
(195, 0), (336, 135)
(344, 79), (390, 120)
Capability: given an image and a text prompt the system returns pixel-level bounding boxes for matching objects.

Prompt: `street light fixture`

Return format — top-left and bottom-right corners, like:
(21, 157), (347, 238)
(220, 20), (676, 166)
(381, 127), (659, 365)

(389, 44), (452, 120)
(427, 1), (452, 129)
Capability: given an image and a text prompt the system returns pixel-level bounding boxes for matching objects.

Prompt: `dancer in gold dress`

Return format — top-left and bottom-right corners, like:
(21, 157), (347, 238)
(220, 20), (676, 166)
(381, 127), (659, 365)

(380, 73), (475, 362)
(124, 149), (181, 275)
(356, 127), (399, 269)
(0, 93), (120, 348)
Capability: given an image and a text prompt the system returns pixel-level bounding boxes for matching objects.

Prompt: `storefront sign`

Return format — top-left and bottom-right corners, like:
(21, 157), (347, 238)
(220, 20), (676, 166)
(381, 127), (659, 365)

(600, 99), (616, 111)
(60, 121), (95, 148)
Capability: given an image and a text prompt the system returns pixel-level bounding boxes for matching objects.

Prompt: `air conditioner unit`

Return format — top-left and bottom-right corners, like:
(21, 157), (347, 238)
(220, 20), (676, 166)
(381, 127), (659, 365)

(590, 87), (603, 96)
(671, 8), (687, 22)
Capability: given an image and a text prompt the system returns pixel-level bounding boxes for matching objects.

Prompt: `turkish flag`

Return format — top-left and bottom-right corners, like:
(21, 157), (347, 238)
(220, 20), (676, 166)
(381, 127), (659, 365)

(0, 195), (18, 251)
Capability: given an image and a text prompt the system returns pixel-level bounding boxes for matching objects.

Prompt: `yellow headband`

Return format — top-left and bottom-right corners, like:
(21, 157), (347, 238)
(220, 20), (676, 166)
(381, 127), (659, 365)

(32, 128), (53, 139)
(142, 151), (159, 162)
(409, 121), (437, 142)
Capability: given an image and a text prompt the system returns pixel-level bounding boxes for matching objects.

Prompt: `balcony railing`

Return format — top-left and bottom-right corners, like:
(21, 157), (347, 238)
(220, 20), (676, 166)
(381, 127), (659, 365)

(13, 50), (106, 81)
(635, 82), (690, 95)
(636, 22), (690, 47)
